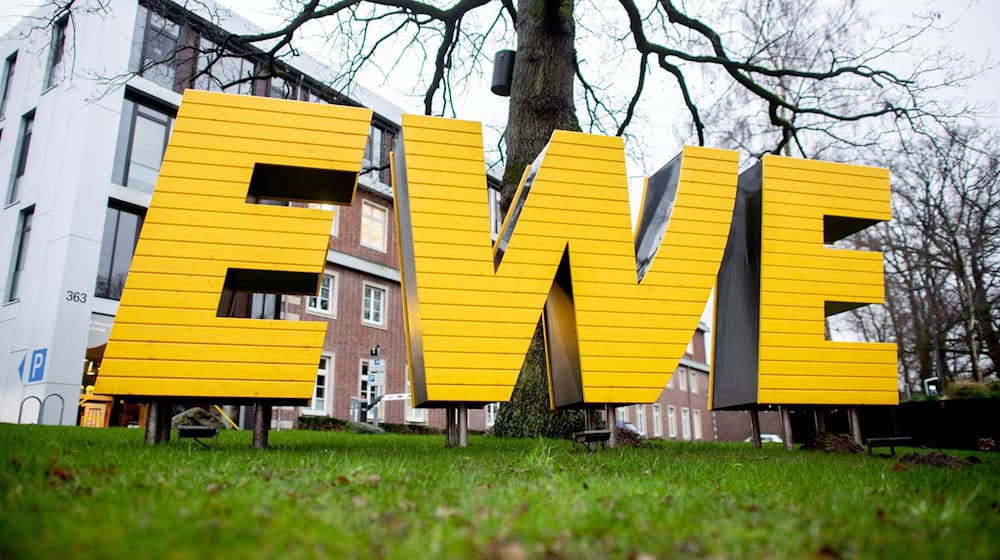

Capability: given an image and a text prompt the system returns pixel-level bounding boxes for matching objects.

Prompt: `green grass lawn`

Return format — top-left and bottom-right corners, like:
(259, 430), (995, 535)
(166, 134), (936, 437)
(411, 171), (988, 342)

(1, 425), (997, 559)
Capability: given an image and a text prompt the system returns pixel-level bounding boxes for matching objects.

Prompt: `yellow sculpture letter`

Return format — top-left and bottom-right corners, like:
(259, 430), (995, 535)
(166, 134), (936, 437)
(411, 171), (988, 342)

(395, 115), (738, 407)
(711, 155), (898, 408)
(96, 91), (371, 400)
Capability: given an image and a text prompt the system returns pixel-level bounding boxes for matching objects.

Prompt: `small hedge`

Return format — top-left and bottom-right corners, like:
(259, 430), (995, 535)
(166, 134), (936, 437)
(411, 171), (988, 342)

(296, 415), (349, 431)
(946, 381), (1000, 400)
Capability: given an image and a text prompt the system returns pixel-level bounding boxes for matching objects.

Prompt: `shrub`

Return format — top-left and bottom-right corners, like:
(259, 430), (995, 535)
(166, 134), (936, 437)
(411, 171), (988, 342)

(946, 381), (994, 400)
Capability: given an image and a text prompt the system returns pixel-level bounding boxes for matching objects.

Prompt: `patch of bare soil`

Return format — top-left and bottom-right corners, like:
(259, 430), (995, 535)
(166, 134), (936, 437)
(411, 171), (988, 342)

(801, 433), (864, 454)
(898, 451), (977, 468)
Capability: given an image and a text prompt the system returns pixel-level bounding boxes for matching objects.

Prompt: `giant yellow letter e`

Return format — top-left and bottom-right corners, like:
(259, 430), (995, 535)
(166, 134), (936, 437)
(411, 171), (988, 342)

(96, 91), (371, 401)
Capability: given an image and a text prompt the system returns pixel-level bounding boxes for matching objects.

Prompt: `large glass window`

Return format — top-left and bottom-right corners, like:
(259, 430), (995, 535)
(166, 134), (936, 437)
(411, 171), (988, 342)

(6, 206), (34, 302)
(667, 405), (676, 439)
(693, 409), (703, 440)
(405, 371), (427, 423)
(307, 274), (336, 316)
(113, 95), (174, 193)
(306, 356), (331, 415)
(45, 16), (67, 88)
(0, 51), (16, 117)
(133, 7), (180, 90)
(362, 283), (386, 327)
(95, 203), (145, 300)
(635, 404), (646, 436)
(360, 200), (387, 252)
(196, 39), (253, 94)
(689, 370), (698, 394)
(7, 109), (34, 204)
(359, 360), (381, 422)
(681, 407), (691, 440)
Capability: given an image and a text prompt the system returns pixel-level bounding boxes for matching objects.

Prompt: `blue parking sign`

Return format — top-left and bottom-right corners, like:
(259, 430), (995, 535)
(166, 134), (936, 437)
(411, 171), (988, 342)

(27, 348), (47, 383)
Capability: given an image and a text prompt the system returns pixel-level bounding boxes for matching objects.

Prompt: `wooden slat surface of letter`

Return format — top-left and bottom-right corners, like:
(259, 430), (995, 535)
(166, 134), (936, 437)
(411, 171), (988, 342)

(96, 91), (371, 400)
(398, 114), (738, 406)
(757, 155), (897, 406)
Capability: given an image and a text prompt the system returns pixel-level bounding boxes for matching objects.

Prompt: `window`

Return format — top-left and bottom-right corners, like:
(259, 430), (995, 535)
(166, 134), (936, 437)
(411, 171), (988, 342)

(196, 40), (253, 94)
(307, 274), (336, 316)
(95, 203), (145, 300)
(133, 7), (180, 90)
(360, 200), (388, 252)
(405, 371), (427, 423)
(667, 406), (676, 439)
(652, 404), (662, 437)
(616, 407), (627, 423)
(693, 409), (703, 440)
(0, 52), (15, 117)
(689, 370), (698, 394)
(6, 206), (34, 302)
(8, 110), (34, 203)
(305, 355), (332, 415)
(488, 187), (502, 241)
(267, 75), (297, 99)
(678, 367), (687, 391)
(113, 95), (174, 193)
(485, 402), (499, 428)
(362, 283), (386, 327)
(45, 16), (68, 88)
(681, 407), (691, 440)
(635, 405), (646, 436)
(359, 360), (381, 422)
(248, 294), (279, 319)
(308, 203), (339, 236)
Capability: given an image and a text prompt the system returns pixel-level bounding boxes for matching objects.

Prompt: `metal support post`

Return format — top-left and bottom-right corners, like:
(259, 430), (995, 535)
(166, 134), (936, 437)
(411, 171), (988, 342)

(146, 400), (172, 445)
(605, 404), (617, 448)
(780, 406), (793, 450)
(458, 404), (468, 448)
(848, 407), (862, 445)
(814, 408), (826, 435)
(444, 406), (455, 447)
(749, 407), (762, 449)
(145, 401), (160, 445)
(253, 400), (271, 449)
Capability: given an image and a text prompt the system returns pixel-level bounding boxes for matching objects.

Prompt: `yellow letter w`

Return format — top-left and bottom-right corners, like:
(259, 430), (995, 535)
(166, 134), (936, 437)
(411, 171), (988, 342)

(395, 115), (738, 407)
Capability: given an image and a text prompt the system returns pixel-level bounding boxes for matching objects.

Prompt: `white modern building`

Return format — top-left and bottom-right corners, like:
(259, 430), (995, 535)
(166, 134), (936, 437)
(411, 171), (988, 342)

(0, 0), (421, 426)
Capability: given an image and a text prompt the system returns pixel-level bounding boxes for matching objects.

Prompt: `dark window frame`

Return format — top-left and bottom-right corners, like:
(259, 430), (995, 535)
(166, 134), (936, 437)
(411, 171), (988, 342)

(44, 16), (69, 89)
(6, 205), (34, 302)
(112, 91), (175, 192)
(7, 109), (35, 204)
(94, 200), (146, 301)
(0, 51), (16, 117)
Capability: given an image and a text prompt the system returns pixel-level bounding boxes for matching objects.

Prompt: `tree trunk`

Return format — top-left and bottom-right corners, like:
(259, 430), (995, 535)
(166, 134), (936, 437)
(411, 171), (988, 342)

(492, 1), (584, 438)
(972, 260), (1000, 378)
(500, 0), (580, 210)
